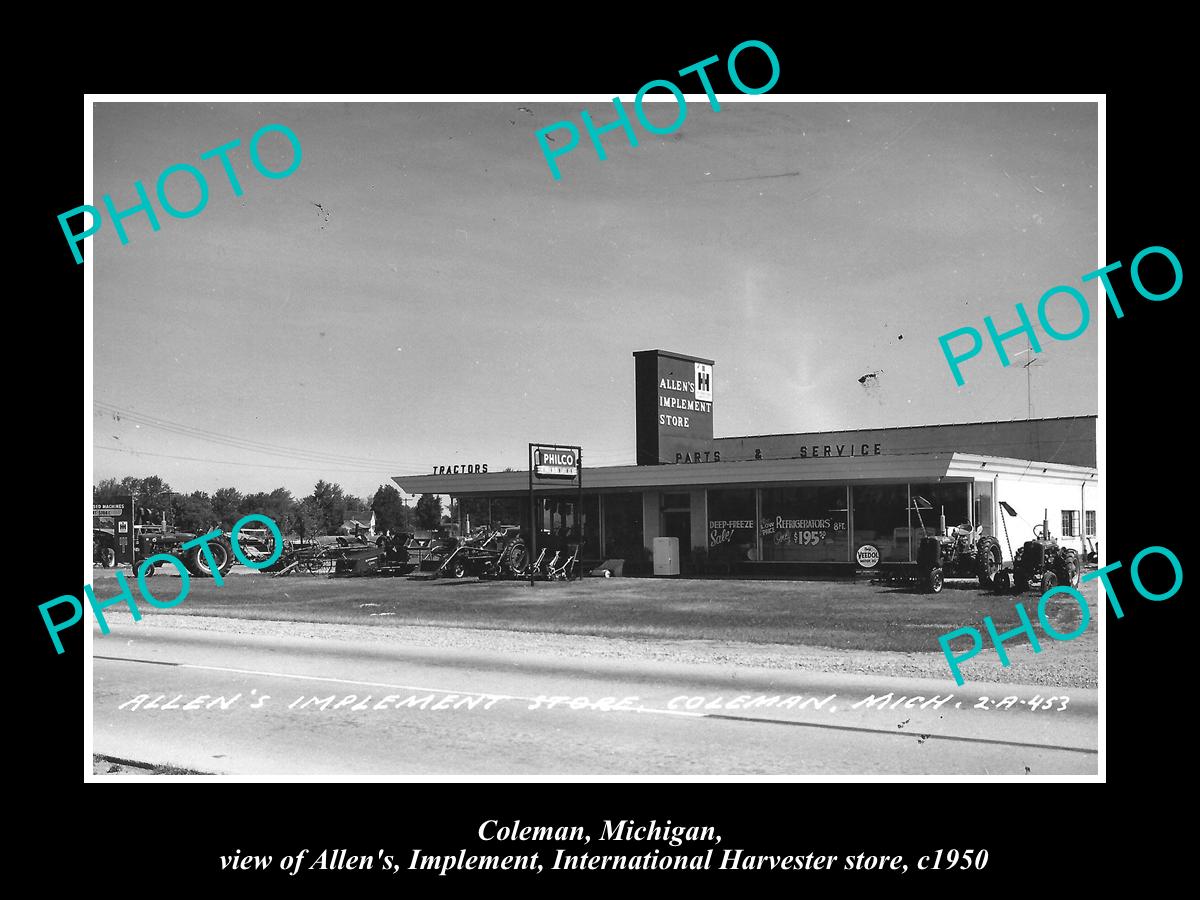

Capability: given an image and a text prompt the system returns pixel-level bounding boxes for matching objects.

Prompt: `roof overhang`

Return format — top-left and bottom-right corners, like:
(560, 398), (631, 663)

(945, 453), (1098, 484)
(395, 453), (1096, 496)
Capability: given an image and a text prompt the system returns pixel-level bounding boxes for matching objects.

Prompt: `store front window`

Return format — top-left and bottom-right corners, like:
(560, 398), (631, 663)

(974, 480), (994, 538)
(1061, 509), (1080, 538)
(909, 482), (972, 541)
(491, 497), (527, 531)
(851, 484), (911, 562)
(707, 489), (757, 563)
(580, 495), (600, 557)
(540, 496), (571, 549)
(603, 493), (643, 559)
(760, 486), (849, 562)
(458, 497), (490, 531)
(538, 495), (600, 557)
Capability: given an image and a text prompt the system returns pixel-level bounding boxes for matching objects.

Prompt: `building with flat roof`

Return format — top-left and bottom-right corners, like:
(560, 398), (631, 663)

(394, 349), (1097, 575)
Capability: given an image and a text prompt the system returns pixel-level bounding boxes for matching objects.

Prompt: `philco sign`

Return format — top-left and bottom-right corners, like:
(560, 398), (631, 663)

(533, 445), (580, 479)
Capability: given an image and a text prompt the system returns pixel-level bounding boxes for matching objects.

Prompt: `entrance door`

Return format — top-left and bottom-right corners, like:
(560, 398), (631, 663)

(661, 493), (692, 562)
(662, 511), (692, 562)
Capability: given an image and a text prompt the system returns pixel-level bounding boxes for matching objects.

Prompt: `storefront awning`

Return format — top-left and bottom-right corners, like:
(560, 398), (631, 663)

(393, 453), (1096, 496)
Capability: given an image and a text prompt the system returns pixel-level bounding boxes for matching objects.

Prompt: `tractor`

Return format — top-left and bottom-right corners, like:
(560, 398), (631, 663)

(438, 525), (528, 579)
(93, 496), (235, 579)
(132, 506), (236, 579)
(914, 501), (1003, 593)
(93, 528), (117, 568)
(1000, 509), (1080, 593)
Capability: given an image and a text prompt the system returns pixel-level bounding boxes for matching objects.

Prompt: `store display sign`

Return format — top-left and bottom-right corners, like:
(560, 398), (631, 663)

(532, 445), (580, 479)
(708, 518), (754, 548)
(656, 353), (715, 463)
(761, 515), (847, 546)
(657, 361), (714, 430)
(92, 496), (135, 565)
(856, 544), (881, 568)
(634, 350), (717, 466)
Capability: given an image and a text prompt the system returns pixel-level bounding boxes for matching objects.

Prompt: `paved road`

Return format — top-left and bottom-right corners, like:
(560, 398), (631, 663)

(93, 625), (1097, 775)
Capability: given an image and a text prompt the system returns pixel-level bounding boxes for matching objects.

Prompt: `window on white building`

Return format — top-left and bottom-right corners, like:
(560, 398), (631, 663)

(1085, 510), (1096, 536)
(1061, 510), (1080, 537)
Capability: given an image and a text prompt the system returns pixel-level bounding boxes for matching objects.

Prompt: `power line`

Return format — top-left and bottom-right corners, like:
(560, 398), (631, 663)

(94, 444), (403, 475)
(94, 402), (406, 466)
(94, 401), (429, 469)
(95, 400), (652, 472)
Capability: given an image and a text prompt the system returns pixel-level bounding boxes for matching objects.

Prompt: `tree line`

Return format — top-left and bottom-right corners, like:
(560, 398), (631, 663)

(92, 475), (447, 537)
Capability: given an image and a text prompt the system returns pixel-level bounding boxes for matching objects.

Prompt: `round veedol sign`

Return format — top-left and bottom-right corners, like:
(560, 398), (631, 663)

(856, 544), (881, 568)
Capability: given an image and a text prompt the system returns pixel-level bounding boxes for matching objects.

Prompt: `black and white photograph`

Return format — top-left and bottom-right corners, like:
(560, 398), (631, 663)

(79, 94), (1104, 779)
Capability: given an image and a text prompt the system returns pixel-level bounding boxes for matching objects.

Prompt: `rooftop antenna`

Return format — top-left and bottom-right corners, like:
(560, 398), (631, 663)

(1013, 340), (1043, 458)
(1012, 341), (1042, 420)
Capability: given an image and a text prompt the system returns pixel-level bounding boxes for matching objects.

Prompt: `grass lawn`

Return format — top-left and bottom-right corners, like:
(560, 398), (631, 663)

(107, 570), (1092, 655)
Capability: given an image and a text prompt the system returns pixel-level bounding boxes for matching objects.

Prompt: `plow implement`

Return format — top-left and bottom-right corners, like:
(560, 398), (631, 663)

(259, 537), (416, 578)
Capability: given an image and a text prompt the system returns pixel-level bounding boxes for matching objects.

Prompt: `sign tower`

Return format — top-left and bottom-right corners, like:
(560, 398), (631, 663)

(633, 349), (716, 465)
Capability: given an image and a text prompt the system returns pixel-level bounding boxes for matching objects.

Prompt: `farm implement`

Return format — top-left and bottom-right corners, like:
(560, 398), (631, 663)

(261, 533), (417, 578)
(436, 525), (529, 579)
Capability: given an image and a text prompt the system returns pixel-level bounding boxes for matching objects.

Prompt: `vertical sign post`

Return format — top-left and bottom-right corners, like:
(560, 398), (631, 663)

(577, 451), (583, 582)
(529, 444), (535, 587)
(529, 443), (583, 584)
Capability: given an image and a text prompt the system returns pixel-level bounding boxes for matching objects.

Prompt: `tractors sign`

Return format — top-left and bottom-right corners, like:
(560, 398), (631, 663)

(532, 445), (580, 480)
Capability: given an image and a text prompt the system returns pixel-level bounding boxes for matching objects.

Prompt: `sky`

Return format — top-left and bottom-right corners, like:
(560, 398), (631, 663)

(91, 100), (1098, 501)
